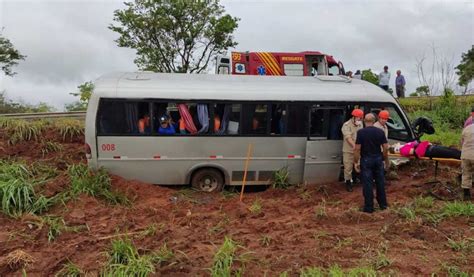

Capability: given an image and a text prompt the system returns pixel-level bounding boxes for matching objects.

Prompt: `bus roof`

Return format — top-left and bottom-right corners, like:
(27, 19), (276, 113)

(93, 72), (396, 103)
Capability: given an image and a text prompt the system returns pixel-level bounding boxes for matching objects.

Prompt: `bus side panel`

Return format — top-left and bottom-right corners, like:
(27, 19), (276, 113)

(85, 94), (100, 170)
(96, 137), (306, 185)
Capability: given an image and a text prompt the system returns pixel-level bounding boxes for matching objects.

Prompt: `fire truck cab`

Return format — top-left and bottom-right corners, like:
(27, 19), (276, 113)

(216, 51), (344, 77)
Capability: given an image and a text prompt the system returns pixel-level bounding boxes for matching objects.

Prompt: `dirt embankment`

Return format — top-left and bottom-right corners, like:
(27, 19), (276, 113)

(0, 129), (472, 276)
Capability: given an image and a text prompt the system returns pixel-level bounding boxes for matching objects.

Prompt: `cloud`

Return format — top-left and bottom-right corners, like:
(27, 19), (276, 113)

(0, 0), (472, 109)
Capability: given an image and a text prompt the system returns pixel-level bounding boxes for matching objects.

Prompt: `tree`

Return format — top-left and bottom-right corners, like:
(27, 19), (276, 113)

(0, 31), (26, 76)
(67, 81), (94, 111)
(411, 85), (430, 97)
(455, 45), (474, 94)
(361, 69), (379, 86)
(109, 0), (239, 73)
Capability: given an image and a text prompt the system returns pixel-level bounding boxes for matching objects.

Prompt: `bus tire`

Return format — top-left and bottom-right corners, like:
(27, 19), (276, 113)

(191, 168), (224, 192)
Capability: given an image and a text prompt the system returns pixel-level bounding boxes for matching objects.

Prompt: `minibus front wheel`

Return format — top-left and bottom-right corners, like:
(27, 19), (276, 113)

(191, 168), (224, 192)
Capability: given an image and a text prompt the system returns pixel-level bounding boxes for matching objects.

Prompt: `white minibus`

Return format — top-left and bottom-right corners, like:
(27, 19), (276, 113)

(85, 72), (415, 192)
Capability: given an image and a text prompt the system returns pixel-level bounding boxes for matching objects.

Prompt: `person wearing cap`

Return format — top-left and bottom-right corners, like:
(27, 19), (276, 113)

(374, 110), (389, 139)
(341, 108), (364, 192)
(158, 115), (176, 135)
(463, 106), (474, 128)
(354, 113), (389, 213)
(378, 66), (391, 92)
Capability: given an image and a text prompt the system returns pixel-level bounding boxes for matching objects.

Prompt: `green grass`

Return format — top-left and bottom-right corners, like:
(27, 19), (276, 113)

(68, 164), (129, 205)
(0, 161), (56, 217)
(54, 119), (84, 141)
(446, 238), (474, 252)
(41, 141), (63, 157)
(299, 265), (377, 277)
(272, 167), (290, 189)
(441, 201), (474, 217)
(55, 261), (85, 277)
(102, 238), (155, 277)
(152, 243), (174, 265)
(249, 198), (262, 214)
(5, 119), (45, 145)
(210, 237), (239, 277)
(314, 200), (327, 219)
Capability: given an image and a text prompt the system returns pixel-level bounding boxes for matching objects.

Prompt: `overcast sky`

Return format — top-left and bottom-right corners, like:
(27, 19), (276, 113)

(0, 0), (473, 109)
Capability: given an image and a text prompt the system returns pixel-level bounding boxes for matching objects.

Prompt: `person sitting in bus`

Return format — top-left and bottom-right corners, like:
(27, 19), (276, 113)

(138, 114), (150, 134)
(252, 117), (259, 131)
(158, 115), (176, 135)
(178, 117), (187, 134)
(311, 63), (318, 76)
(214, 114), (221, 133)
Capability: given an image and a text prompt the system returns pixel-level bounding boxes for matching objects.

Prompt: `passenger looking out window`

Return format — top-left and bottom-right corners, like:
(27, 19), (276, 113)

(214, 114), (221, 132)
(158, 115), (176, 135)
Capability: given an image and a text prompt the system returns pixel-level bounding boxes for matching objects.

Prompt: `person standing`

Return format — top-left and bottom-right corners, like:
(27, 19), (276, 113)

(395, 70), (406, 98)
(374, 110), (389, 139)
(353, 70), (362, 80)
(354, 114), (389, 213)
(461, 122), (474, 201)
(341, 109), (364, 192)
(378, 66), (391, 92)
(463, 106), (474, 128)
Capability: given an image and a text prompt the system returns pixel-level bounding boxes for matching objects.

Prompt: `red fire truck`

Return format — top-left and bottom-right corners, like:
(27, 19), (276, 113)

(216, 51), (345, 76)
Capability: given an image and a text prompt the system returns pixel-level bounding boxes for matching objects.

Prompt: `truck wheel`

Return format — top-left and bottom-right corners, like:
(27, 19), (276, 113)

(191, 168), (224, 192)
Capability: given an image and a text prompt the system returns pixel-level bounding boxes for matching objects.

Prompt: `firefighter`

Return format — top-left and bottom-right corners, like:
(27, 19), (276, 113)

(374, 110), (389, 139)
(341, 108), (364, 192)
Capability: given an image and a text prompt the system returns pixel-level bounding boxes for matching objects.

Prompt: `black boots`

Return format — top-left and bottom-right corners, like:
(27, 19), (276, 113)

(345, 180), (353, 192)
(463, 189), (471, 201)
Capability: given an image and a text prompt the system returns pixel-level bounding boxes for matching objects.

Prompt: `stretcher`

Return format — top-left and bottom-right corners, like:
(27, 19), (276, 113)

(389, 153), (460, 178)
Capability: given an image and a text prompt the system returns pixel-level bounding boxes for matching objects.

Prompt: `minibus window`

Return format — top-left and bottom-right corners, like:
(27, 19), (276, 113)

(286, 104), (309, 135)
(369, 105), (410, 141)
(242, 104), (268, 135)
(310, 108), (325, 136)
(212, 103), (241, 135)
(97, 100), (150, 135)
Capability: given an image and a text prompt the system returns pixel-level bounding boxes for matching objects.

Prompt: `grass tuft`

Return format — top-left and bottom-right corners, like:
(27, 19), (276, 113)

(5, 119), (45, 145)
(67, 164), (129, 205)
(6, 249), (35, 270)
(210, 237), (239, 277)
(102, 238), (155, 277)
(441, 201), (474, 217)
(272, 167), (290, 189)
(248, 198), (262, 214)
(41, 141), (63, 157)
(54, 119), (84, 141)
(55, 261), (85, 277)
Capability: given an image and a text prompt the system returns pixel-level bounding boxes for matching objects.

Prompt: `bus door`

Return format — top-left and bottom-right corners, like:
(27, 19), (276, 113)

(303, 105), (345, 184)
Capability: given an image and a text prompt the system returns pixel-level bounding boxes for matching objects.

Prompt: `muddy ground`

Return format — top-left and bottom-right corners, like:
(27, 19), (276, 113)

(0, 129), (472, 276)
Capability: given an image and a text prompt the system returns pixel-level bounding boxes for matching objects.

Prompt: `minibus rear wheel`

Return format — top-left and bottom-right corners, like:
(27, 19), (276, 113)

(191, 168), (224, 192)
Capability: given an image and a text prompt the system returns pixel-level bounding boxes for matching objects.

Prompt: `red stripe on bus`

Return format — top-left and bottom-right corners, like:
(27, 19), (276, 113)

(288, 155), (295, 158)
(113, 156), (121, 159)
(153, 155), (161, 159)
(209, 155), (217, 159)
